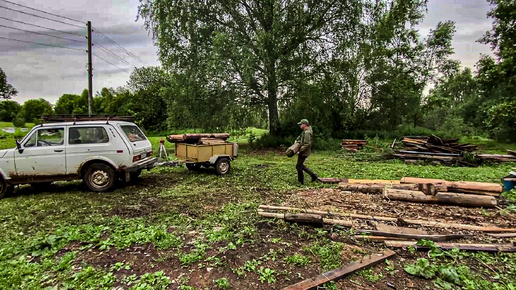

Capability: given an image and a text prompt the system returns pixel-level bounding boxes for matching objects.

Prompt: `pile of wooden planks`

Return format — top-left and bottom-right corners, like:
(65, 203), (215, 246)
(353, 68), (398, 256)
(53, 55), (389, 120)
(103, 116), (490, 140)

(334, 177), (503, 207)
(258, 205), (516, 254)
(395, 135), (477, 166)
(167, 133), (230, 144)
(477, 150), (516, 163)
(341, 139), (367, 152)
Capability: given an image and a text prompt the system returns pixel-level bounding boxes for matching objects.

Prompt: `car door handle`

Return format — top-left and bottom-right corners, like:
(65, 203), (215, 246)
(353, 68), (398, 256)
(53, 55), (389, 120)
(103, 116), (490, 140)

(54, 149), (64, 152)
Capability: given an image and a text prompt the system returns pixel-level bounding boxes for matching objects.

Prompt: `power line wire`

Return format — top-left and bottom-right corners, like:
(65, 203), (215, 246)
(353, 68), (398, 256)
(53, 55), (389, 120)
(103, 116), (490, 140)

(94, 43), (130, 65)
(0, 16), (86, 38)
(0, 24), (86, 44)
(0, 35), (86, 51)
(0, 5), (84, 29)
(92, 27), (144, 63)
(93, 53), (130, 72)
(0, 0), (83, 24)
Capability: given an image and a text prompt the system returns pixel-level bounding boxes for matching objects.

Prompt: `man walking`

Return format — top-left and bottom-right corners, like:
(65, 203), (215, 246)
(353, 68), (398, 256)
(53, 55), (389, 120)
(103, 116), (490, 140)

(296, 119), (318, 184)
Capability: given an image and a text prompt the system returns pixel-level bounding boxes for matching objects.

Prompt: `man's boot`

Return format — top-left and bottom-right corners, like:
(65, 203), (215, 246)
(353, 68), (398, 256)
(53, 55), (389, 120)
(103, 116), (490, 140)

(304, 167), (319, 182)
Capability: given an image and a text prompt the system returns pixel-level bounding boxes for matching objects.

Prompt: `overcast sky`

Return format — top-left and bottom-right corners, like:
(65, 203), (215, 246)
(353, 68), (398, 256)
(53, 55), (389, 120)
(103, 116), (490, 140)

(0, 0), (495, 104)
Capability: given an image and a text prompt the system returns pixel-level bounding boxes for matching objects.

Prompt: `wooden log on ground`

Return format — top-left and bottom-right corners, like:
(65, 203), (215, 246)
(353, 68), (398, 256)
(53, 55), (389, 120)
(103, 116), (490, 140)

(319, 178), (347, 184)
(257, 211), (353, 227)
(348, 179), (400, 184)
(400, 177), (502, 193)
(447, 188), (500, 197)
(257, 205), (516, 232)
(338, 183), (417, 194)
(385, 240), (516, 252)
(353, 236), (408, 242)
(375, 224), (428, 235)
(283, 250), (396, 290)
(383, 189), (498, 208)
(355, 230), (470, 242)
(487, 233), (516, 238)
(284, 213), (323, 225)
(508, 150), (516, 156)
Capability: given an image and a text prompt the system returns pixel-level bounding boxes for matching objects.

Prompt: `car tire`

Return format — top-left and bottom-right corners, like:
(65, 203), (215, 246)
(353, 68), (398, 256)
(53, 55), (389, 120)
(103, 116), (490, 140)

(186, 163), (201, 171)
(84, 163), (116, 192)
(215, 158), (230, 175)
(0, 178), (13, 199)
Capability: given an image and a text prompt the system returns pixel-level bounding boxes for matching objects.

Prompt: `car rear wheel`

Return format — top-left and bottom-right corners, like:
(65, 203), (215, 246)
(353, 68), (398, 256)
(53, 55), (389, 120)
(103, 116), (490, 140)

(215, 158), (230, 175)
(84, 163), (116, 192)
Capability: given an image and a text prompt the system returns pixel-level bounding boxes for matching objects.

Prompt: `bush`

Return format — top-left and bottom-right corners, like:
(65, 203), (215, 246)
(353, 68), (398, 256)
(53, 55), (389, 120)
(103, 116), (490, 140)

(12, 116), (25, 128)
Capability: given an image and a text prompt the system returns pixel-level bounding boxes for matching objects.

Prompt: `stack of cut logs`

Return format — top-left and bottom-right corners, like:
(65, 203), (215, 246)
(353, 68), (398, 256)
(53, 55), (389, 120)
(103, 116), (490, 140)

(166, 133), (230, 145)
(317, 177), (502, 207)
(477, 149), (516, 163)
(395, 135), (477, 166)
(341, 139), (367, 152)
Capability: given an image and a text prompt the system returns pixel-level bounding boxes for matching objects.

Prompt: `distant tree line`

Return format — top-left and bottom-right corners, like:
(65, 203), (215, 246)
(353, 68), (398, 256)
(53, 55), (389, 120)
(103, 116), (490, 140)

(0, 0), (514, 141)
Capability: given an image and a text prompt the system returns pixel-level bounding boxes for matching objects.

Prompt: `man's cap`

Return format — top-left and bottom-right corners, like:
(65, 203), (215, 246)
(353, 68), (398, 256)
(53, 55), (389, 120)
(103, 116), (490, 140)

(297, 119), (309, 125)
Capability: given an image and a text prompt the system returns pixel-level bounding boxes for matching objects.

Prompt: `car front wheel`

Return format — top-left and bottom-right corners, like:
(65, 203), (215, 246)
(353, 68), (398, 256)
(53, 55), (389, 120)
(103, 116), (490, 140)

(84, 163), (116, 192)
(0, 178), (13, 199)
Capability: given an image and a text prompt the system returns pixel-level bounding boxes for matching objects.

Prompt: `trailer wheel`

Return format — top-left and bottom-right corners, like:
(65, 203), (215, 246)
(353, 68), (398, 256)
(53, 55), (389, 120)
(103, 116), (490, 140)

(186, 163), (201, 170)
(215, 158), (230, 175)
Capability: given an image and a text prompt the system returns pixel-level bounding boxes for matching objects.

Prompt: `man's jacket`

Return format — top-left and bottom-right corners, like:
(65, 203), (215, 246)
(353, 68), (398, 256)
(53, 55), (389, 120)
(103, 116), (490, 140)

(296, 127), (313, 157)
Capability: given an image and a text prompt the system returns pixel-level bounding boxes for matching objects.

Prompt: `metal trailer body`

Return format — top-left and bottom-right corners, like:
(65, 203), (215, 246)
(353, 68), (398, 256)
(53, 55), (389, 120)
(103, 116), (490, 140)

(174, 142), (238, 175)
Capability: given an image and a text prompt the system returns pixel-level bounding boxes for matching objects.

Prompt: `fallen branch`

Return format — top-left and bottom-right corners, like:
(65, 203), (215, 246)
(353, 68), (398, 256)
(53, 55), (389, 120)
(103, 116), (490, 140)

(385, 240), (516, 252)
(283, 250), (396, 290)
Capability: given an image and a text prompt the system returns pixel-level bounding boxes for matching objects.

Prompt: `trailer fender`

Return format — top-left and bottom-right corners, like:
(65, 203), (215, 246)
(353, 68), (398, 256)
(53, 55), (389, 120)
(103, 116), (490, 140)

(209, 155), (231, 164)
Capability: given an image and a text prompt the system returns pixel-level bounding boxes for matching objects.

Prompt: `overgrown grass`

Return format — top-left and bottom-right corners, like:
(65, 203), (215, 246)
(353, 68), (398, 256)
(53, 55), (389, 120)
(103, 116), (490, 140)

(0, 131), (515, 288)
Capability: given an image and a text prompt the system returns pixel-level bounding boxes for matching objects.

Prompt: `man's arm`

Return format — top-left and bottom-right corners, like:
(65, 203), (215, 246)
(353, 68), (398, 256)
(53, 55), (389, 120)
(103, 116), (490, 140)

(299, 131), (311, 153)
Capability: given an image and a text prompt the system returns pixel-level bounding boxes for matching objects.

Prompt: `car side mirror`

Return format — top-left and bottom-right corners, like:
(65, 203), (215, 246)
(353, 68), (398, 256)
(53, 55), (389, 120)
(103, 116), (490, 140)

(16, 139), (24, 154)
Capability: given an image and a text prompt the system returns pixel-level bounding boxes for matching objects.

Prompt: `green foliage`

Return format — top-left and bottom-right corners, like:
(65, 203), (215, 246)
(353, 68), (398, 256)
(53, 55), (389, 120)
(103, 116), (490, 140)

(130, 271), (171, 290)
(19, 98), (53, 124)
(215, 277), (230, 289)
(0, 68), (17, 99)
(358, 268), (383, 283)
(0, 100), (21, 122)
(285, 254), (311, 267)
(304, 241), (343, 271)
(257, 267), (276, 284)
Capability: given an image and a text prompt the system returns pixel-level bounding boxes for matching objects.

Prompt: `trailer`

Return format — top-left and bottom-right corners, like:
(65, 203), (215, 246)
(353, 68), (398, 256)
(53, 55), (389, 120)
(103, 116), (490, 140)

(174, 142), (238, 175)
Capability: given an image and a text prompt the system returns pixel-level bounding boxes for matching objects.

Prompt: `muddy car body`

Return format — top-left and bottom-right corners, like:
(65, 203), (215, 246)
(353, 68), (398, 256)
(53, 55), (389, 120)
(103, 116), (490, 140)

(0, 120), (156, 197)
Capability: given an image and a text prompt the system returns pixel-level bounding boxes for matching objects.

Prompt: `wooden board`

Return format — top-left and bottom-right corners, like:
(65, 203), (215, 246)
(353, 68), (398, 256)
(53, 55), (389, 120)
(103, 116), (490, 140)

(385, 241), (516, 252)
(283, 250), (395, 290)
(355, 230), (469, 242)
(375, 224), (428, 235)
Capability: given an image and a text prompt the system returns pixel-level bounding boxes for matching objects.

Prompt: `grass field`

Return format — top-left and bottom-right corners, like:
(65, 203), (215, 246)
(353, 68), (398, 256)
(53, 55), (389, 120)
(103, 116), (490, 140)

(0, 126), (515, 289)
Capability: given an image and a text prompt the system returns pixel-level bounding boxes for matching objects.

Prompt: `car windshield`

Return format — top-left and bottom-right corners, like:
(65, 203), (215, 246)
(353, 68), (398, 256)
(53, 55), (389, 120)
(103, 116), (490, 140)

(121, 125), (147, 142)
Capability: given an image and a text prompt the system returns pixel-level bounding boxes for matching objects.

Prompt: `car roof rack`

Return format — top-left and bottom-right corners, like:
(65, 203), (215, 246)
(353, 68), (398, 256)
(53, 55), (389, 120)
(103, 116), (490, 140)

(40, 115), (135, 124)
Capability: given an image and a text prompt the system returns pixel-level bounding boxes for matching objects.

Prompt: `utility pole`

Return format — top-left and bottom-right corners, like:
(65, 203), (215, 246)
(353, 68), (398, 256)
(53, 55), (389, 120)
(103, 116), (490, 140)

(87, 21), (93, 116)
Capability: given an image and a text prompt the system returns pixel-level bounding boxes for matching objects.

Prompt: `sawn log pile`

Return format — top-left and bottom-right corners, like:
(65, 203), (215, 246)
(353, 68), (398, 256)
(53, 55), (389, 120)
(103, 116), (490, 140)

(340, 139), (367, 152)
(394, 135), (477, 166)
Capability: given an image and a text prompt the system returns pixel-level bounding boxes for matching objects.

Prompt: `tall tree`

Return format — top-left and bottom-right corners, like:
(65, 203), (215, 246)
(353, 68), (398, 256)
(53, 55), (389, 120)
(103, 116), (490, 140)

(138, 0), (359, 135)
(0, 68), (17, 99)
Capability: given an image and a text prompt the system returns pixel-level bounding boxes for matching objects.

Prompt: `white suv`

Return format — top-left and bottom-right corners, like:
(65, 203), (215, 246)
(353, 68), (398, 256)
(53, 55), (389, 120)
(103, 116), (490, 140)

(0, 119), (156, 197)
